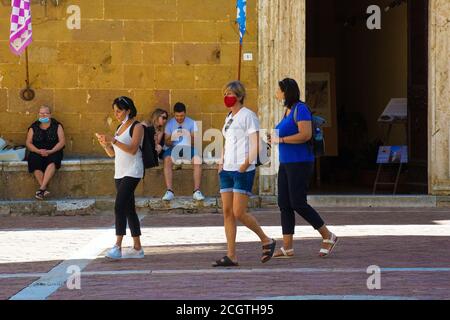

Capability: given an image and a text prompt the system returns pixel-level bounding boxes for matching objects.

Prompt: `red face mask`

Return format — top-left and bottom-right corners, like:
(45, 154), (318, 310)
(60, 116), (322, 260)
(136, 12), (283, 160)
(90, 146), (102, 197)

(224, 96), (238, 108)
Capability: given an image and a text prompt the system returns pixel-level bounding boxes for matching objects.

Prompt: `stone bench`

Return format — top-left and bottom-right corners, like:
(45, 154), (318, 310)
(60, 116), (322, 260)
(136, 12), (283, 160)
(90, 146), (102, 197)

(0, 195), (264, 216)
(0, 158), (239, 201)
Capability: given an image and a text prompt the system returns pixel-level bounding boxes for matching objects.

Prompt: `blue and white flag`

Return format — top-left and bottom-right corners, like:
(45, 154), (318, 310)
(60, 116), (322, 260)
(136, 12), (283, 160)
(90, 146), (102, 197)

(236, 0), (247, 43)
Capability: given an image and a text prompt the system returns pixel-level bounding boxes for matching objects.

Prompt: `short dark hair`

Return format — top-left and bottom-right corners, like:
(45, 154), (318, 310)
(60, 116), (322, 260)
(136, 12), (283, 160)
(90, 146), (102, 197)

(173, 102), (186, 113)
(278, 78), (301, 109)
(112, 96), (137, 118)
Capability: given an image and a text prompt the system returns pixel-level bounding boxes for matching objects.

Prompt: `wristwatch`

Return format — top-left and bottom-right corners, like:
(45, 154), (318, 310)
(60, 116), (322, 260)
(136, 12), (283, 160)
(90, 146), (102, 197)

(112, 138), (117, 145)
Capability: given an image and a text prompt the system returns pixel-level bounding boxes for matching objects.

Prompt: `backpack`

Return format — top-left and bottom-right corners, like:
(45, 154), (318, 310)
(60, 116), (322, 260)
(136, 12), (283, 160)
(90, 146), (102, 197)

(128, 121), (159, 169)
(292, 103), (326, 157)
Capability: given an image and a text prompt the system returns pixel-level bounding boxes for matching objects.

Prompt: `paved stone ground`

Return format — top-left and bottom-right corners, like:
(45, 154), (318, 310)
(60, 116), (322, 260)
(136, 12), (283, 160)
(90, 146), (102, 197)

(1, 208), (450, 300)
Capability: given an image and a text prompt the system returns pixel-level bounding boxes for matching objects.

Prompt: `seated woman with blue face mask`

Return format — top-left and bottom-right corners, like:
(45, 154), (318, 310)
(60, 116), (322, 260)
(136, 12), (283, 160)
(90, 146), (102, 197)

(25, 105), (65, 200)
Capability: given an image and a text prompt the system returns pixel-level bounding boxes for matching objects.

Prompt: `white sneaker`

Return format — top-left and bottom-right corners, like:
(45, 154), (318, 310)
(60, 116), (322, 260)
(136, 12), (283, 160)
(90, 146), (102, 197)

(105, 245), (122, 259)
(162, 190), (175, 201)
(193, 190), (205, 201)
(123, 248), (144, 259)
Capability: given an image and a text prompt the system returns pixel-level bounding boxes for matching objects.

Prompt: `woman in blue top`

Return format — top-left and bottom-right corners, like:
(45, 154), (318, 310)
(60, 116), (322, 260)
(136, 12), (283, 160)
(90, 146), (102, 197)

(270, 78), (338, 258)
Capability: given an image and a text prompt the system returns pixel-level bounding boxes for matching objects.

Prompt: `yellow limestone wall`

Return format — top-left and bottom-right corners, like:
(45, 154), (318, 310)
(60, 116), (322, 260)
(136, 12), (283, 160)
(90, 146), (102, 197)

(0, 0), (258, 156)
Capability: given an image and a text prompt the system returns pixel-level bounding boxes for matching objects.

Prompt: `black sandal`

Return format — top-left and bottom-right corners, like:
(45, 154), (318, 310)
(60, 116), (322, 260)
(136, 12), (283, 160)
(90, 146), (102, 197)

(261, 239), (276, 263)
(35, 190), (45, 200)
(212, 256), (239, 267)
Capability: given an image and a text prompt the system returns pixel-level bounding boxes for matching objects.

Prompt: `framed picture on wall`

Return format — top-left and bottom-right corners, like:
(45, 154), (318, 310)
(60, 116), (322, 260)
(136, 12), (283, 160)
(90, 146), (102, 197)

(306, 72), (332, 127)
(306, 58), (338, 156)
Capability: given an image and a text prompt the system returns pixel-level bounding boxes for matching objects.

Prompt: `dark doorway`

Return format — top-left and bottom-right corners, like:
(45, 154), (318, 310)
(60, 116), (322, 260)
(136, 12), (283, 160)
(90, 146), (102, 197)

(407, 0), (429, 193)
(305, 0), (428, 194)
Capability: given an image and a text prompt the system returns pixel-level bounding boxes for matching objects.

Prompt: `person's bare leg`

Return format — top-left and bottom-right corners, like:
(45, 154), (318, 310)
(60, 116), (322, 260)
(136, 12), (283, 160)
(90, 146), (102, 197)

(133, 236), (142, 251)
(233, 193), (272, 245)
(282, 235), (294, 249)
(318, 225), (332, 239)
(164, 156), (173, 191)
(33, 170), (44, 188)
(274, 235), (295, 257)
(40, 163), (56, 190)
(115, 236), (124, 248)
(192, 156), (202, 191)
(221, 192), (237, 262)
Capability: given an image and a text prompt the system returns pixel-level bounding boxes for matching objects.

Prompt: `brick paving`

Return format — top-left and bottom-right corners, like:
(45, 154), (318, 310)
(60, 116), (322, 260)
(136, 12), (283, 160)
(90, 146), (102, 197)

(0, 216), (115, 231)
(0, 278), (39, 300)
(0, 261), (60, 275)
(49, 272), (450, 300)
(0, 208), (450, 300)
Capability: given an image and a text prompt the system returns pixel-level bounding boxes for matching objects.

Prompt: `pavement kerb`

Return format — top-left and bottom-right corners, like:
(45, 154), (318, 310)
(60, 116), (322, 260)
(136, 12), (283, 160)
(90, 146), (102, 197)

(1, 195), (449, 216)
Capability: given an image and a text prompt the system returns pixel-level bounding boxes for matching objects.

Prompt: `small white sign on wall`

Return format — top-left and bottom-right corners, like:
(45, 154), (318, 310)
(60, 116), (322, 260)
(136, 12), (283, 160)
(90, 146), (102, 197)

(243, 53), (253, 61)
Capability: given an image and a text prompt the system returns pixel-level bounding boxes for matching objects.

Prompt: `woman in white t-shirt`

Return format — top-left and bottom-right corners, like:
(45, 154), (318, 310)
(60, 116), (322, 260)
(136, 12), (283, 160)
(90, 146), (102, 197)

(96, 96), (145, 260)
(213, 81), (276, 267)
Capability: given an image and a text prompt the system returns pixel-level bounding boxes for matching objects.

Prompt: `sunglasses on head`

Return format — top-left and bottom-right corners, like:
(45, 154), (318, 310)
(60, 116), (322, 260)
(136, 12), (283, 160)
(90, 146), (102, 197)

(118, 96), (130, 107)
(161, 115), (168, 120)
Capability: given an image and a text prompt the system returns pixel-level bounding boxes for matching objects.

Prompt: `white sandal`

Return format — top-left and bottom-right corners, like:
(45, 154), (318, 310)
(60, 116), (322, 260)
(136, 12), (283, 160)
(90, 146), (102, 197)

(273, 247), (294, 259)
(319, 233), (338, 257)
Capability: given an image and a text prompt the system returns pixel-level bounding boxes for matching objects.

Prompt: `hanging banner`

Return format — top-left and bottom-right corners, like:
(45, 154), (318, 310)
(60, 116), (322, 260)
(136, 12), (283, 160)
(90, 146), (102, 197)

(10, 0), (33, 55)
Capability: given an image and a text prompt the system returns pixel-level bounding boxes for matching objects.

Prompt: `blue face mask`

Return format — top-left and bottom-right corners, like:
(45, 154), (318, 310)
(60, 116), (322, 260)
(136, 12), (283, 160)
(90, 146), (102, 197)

(39, 117), (50, 124)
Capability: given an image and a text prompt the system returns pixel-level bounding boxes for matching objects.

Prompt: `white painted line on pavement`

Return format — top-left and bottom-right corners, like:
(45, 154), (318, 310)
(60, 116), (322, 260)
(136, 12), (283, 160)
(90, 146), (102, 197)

(150, 267), (450, 275)
(0, 273), (45, 279)
(2, 267), (450, 279)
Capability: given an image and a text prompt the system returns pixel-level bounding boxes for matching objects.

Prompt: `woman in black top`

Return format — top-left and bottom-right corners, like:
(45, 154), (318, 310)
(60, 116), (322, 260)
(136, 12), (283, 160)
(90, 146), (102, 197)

(142, 108), (169, 159)
(25, 105), (65, 200)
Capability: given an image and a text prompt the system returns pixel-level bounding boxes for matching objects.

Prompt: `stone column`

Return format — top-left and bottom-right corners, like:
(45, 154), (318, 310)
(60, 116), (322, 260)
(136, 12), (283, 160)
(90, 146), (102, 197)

(258, 0), (306, 195)
(429, 0), (450, 194)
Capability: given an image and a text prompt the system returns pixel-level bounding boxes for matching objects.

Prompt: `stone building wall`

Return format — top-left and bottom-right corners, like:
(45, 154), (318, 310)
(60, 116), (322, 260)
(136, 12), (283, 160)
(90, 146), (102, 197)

(1, 0), (450, 197)
(429, 0), (450, 194)
(0, 0), (258, 156)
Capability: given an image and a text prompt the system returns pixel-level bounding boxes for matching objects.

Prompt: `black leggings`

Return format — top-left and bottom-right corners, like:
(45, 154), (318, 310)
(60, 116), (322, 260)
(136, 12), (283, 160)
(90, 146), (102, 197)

(114, 177), (141, 237)
(278, 162), (325, 234)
